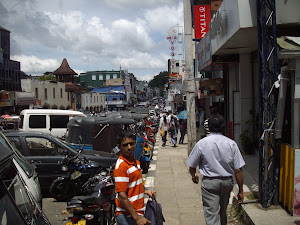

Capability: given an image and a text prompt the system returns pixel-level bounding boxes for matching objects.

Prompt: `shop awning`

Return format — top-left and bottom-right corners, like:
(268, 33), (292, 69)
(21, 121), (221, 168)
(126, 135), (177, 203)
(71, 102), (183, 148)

(15, 92), (35, 105)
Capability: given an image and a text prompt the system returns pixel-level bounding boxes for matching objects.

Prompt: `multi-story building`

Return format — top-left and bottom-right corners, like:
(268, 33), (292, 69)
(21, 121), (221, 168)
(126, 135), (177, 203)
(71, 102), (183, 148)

(0, 26), (36, 114)
(81, 92), (106, 112)
(195, 0), (300, 214)
(91, 85), (127, 111)
(79, 69), (136, 107)
(0, 26), (21, 92)
(79, 70), (122, 90)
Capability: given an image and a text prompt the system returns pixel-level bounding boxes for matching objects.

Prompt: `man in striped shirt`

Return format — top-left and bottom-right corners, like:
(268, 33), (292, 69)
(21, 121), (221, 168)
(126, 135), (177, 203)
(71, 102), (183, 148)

(114, 130), (155, 225)
(204, 106), (217, 136)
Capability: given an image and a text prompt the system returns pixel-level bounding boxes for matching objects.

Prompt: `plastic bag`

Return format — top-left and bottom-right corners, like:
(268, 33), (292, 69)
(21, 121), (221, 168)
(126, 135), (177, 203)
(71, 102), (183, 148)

(160, 127), (164, 136)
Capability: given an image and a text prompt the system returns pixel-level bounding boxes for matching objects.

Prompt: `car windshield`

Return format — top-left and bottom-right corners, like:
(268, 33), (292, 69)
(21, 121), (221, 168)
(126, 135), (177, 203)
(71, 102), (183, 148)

(0, 132), (34, 178)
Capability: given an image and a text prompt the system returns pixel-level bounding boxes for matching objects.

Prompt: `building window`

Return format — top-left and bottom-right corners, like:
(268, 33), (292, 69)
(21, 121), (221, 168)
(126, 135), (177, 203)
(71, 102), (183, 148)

(92, 75), (96, 80)
(99, 74), (103, 80)
(60, 88), (63, 98)
(44, 88), (47, 100)
(106, 75), (110, 80)
(113, 97), (117, 101)
(91, 94), (92, 103)
(94, 96), (96, 102)
(113, 74), (117, 79)
(97, 96), (98, 103)
(35, 88), (38, 98)
(53, 88), (55, 98)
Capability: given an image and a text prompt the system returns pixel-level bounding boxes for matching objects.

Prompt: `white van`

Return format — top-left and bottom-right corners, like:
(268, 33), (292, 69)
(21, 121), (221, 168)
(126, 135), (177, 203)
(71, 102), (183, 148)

(19, 109), (86, 138)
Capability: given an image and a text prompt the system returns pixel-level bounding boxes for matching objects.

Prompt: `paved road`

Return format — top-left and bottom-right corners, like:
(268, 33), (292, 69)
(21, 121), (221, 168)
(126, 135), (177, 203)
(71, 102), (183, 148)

(42, 198), (68, 225)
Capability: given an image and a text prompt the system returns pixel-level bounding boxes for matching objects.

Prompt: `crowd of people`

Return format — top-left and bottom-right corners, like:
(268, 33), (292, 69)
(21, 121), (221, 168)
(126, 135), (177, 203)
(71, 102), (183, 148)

(159, 110), (187, 148)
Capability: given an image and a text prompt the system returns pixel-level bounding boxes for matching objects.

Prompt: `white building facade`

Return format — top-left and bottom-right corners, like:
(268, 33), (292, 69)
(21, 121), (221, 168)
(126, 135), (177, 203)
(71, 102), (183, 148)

(81, 92), (106, 112)
(21, 79), (71, 109)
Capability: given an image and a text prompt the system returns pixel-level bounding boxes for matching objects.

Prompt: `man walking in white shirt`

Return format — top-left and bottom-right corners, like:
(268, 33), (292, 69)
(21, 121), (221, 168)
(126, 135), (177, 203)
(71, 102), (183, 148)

(187, 114), (245, 225)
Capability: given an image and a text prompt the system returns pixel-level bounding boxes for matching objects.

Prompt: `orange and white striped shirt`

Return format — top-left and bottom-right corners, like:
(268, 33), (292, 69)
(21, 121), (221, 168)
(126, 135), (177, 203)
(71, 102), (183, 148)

(114, 155), (145, 216)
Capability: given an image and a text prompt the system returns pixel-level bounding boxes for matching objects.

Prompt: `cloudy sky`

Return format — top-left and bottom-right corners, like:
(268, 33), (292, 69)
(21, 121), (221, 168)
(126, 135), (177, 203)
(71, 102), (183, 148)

(0, 0), (184, 81)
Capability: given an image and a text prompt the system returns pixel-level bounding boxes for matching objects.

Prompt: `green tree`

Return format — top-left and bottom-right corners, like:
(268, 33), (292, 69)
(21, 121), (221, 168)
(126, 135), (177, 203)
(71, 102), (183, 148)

(148, 71), (169, 96)
(37, 73), (56, 81)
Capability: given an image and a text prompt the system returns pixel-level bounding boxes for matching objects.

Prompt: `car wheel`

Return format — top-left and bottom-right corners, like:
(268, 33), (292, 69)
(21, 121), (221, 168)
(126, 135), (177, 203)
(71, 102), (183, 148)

(49, 179), (74, 201)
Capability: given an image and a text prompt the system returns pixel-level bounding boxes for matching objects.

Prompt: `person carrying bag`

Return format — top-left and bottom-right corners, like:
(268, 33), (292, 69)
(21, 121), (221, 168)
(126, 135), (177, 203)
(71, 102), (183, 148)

(145, 195), (165, 225)
(160, 127), (165, 137)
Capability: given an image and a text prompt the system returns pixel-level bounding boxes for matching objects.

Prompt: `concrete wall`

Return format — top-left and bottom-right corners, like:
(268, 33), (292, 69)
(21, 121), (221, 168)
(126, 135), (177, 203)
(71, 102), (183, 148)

(105, 78), (123, 86)
(211, 0), (256, 55)
(276, 0), (300, 25)
(239, 53), (253, 135)
(228, 64), (241, 146)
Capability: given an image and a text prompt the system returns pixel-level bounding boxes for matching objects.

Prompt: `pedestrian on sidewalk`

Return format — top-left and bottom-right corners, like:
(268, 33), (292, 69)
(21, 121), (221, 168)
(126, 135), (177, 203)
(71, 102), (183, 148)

(187, 114), (245, 225)
(203, 106), (218, 136)
(169, 115), (178, 148)
(114, 131), (156, 225)
(179, 119), (187, 144)
(159, 114), (168, 146)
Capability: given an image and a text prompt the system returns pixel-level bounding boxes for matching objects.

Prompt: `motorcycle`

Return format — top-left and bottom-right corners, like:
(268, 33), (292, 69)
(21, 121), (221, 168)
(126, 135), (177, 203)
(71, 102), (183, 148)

(135, 134), (151, 174)
(64, 165), (116, 225)
(50, 150), (104, 201)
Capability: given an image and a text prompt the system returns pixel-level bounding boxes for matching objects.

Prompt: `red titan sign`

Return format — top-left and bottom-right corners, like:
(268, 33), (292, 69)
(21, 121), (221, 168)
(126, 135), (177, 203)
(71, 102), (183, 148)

(194, 5), (211, 39)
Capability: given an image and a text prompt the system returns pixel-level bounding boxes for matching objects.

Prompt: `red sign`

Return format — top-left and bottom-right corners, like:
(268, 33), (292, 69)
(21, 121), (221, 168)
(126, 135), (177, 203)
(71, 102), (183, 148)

(194, 5), (211, 39)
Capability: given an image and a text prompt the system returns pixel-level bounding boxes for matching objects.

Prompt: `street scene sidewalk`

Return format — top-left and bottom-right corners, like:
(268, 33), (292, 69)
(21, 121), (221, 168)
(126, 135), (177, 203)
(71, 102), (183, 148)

(148, 133), (300, 225)
(146, 134), (205, 225)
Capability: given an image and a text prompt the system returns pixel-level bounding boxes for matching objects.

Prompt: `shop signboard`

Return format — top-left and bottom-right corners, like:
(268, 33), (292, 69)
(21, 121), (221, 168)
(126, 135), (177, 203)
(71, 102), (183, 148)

(199, 78), (223, 98)
(194, 5), (211, 39)
(0, 90), (13, 107)
(170, 73), (182, 79)
(196, 30), (212, 70)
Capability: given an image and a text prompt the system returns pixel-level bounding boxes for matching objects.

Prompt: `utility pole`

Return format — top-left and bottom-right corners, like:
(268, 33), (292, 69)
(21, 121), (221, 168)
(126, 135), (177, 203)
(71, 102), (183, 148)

(184, 0), (197, 155)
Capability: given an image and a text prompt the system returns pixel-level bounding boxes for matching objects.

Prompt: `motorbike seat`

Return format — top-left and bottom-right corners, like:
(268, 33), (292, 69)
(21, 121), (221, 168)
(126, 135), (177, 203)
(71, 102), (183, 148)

(68, 199), (83, 205)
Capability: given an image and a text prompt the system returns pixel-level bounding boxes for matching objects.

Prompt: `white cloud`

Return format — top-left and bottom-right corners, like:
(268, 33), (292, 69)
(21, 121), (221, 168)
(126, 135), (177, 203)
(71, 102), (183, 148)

(11, 55), (60, 75)
(0, 0), (182, 80)
(144, 3), (184, 33)
(114, 51), (165, 69)
(139, 74), (155, 82)
(103, 0), (178, 10)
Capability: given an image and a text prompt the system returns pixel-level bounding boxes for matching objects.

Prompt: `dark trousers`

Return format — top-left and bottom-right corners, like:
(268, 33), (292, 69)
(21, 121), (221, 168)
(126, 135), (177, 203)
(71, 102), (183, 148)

(179, 129), (186, 144)
(162, 131), (167, 145)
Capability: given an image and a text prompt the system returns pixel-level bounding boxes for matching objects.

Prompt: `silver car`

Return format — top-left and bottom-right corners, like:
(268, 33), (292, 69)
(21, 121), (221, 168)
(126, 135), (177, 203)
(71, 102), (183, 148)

(0, 131), (42, 208)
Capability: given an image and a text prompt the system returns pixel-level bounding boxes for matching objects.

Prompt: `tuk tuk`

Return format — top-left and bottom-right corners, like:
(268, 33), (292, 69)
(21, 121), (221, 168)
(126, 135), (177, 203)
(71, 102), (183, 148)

(65, 115), (138, 153)
(65, 112), (152, 173)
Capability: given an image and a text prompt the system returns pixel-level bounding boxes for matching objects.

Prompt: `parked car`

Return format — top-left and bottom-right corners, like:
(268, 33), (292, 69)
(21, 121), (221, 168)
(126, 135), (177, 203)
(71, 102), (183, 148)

(3, 131), (118, 194)
(0, 131), (42, 208)
(0, 144), (50, 225)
